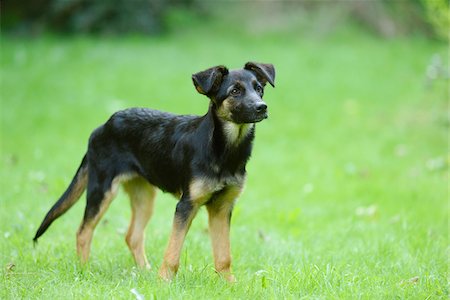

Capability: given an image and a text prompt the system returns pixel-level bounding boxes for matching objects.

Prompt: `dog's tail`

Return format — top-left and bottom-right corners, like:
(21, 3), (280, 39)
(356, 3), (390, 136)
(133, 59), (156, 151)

(33, 155), (88, 243)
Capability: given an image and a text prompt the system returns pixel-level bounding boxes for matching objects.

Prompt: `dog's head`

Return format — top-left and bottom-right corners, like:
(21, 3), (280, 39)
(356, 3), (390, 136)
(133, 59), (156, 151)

(192, 62), (275, 124)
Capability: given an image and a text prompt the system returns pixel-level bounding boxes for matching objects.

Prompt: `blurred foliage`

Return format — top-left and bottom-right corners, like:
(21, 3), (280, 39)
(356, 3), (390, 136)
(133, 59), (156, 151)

(1, 0), (447, 40)
(2, 0), (172, 35)
(345, 0), (432, 38)
(421, 0), (450, 40)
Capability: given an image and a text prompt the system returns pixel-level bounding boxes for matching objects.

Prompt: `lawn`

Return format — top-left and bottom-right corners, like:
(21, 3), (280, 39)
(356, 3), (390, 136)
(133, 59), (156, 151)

(1, 22), (448, 299)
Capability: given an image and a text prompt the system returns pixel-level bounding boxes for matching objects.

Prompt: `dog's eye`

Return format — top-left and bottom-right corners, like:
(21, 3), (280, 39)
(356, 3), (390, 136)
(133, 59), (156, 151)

(230, 88), (241, 96)
(255, 86), (263, 94)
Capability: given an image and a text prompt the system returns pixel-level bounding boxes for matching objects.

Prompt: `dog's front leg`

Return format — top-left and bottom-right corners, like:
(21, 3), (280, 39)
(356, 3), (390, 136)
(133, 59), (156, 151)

(159, 198), (199, 281)
(206, 186), (242, 282)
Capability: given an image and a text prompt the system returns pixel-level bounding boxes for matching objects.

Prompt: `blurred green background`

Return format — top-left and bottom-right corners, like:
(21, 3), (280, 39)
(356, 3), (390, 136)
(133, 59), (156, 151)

(2, 0), (449, 39)
(1, 1), (449, 299)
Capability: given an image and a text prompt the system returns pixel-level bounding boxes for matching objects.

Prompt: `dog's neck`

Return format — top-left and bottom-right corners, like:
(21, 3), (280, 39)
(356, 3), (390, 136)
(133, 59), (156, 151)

(197, 103), (255, 175)
(206, 103), (255, 146)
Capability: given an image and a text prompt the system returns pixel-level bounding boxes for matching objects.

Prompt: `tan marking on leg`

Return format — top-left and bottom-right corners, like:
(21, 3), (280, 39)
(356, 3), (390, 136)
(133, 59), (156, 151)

(76, 173), (135, 263)
(123, 176), (156, 270)
(76, 192), (114, 263)
(159, 204), (200, 281)
(76, 224), (94, 263)
(206, 186), (242, 282)
(158, 176), (217, 278)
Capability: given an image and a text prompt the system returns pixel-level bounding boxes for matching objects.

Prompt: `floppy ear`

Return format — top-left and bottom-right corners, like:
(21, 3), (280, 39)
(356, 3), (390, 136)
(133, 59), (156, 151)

(244, 62), (275, 87)
(192, 65), (229, 96)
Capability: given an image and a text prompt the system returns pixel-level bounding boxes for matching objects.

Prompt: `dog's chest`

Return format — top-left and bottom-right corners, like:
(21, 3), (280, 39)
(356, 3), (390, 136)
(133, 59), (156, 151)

(222, 122), (253, 145)
(189, 174), (245, 203)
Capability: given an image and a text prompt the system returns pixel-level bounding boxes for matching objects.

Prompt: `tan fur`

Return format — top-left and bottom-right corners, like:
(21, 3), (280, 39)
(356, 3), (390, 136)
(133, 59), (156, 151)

(189, 176), (245, 201)
(195, 86), (204, 94)
(222, 122), (252, 145)
(217, 98), (234, 121)
(123, 176), (156, 270)
(189, 177), (214, 205)
(206, 186), (242, 282)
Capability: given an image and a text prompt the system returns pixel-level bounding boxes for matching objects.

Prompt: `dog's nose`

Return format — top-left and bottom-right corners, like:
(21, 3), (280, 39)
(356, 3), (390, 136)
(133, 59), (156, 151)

(256, 103), (267, 113)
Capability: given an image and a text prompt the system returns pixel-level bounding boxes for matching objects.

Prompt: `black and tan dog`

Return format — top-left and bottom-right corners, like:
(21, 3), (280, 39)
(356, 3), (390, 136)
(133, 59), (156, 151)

(33, 62), (275, 282)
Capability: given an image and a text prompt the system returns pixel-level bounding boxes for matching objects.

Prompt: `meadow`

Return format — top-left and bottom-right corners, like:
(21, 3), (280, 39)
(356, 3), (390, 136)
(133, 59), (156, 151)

(1, 20), (448, 299)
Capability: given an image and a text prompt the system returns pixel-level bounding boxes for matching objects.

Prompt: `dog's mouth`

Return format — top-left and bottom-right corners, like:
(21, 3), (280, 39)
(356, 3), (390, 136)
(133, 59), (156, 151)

(230, 108), (268, 124)
(241, 111), (268, 123)
(253, 112), (268, 123)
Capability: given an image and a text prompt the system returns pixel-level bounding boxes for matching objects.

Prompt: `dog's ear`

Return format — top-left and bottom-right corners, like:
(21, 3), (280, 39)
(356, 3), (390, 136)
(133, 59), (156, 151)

(244, 62), (275, 87)
(192, 65), (229, 96)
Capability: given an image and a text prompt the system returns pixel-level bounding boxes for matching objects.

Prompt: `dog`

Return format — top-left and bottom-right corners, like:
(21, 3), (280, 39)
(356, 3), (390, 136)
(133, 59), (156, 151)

(33, 62), (275, 282)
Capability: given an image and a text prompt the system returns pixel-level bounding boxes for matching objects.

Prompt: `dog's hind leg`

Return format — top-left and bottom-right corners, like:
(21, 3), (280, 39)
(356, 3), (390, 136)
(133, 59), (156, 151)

(123, 177), (156, 270)
(76, 174), (127, 263)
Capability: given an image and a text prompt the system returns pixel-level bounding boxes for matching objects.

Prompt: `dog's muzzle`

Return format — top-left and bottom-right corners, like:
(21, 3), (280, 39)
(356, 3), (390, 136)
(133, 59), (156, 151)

(254, 103), (268, 122)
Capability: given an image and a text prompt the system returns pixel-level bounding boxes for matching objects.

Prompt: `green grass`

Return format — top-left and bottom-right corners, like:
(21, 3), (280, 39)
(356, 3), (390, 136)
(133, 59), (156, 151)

(1, 23), (448, 299)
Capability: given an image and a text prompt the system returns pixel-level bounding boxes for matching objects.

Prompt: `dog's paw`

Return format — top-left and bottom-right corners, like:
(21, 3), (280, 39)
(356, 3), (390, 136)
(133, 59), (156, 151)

(158, 265), (175, 282)
(218, 271), (236, 283)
